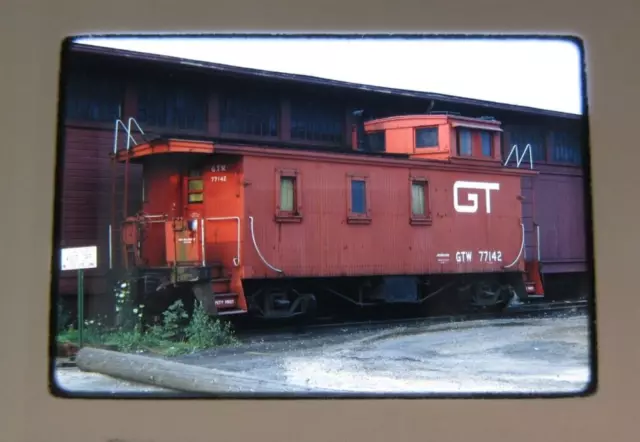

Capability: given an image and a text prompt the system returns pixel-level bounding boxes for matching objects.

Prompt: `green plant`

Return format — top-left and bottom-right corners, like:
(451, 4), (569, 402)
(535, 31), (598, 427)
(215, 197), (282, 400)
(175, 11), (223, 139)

(158, 299), (190, 340)
(185, 300), (239, 349)
(55, 282), (240, 357)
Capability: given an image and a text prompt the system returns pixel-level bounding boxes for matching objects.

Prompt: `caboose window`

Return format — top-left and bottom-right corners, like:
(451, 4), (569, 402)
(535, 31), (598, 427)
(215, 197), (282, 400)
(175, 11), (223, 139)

(409, 178), (432, 226)
(280, 177), (296, 212)
(187, 169), (204, 204)
(275, 168), (302, 222)
(457, 129), (472, 156)
(481, 131), (493, 157)
(351, 180), (367, 214)
(347, 175), (371, 224)
(415, 127), (439, 148)
(411, 182), (426, 215)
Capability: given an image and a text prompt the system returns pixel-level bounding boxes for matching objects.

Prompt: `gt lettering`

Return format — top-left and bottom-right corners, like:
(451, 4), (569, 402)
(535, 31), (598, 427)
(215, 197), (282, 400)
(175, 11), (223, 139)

(455, 251), (473, 263)
(453, 181), (500, 214)
(478, 251), (503, 262)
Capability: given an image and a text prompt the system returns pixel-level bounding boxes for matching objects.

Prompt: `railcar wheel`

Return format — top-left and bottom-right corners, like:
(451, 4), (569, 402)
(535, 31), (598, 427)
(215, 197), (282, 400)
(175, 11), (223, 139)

(470, 281), (512, 311)
(257, 286), (317, 321)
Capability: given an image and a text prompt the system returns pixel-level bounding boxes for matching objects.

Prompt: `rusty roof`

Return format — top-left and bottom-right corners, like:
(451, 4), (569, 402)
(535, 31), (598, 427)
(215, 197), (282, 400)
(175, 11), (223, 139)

(67, 41), (582, 120)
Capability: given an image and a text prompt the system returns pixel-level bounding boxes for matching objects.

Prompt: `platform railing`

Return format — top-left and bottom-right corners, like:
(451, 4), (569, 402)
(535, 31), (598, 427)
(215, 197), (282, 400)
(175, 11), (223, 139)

(113, 117), (146, 154)
(503, 143), (534, 169)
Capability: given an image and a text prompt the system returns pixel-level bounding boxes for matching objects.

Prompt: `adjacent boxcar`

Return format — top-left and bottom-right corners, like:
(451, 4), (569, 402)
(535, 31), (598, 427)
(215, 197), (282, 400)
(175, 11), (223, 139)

(111, 113), (541, 321)
(502, 126), (589, 300)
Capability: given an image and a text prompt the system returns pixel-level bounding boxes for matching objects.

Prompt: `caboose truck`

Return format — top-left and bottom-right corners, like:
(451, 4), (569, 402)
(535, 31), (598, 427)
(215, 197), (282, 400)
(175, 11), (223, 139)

(109, 112), (544, 323)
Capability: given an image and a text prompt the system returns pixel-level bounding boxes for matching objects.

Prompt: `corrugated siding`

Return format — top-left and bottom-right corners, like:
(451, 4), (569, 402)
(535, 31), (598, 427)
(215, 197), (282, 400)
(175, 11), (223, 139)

(58, 126), (142, 296)
(242, 155), (524, 279)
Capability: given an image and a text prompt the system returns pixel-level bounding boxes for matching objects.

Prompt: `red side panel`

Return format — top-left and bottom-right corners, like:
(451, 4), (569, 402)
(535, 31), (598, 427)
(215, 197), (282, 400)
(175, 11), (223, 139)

(240, 154), (526, 279)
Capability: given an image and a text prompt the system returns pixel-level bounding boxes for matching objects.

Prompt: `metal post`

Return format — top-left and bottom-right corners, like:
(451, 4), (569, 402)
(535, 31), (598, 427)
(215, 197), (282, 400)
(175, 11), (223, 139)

(77, 269), (85, 348)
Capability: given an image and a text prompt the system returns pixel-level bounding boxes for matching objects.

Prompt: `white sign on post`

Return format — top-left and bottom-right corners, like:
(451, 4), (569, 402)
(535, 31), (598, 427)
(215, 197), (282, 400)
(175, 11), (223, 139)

(60, 246), (98, 271)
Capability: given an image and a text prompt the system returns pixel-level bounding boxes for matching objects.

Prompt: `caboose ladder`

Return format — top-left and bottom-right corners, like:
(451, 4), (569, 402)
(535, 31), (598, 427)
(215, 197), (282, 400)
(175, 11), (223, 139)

(109, 117), (146, 273)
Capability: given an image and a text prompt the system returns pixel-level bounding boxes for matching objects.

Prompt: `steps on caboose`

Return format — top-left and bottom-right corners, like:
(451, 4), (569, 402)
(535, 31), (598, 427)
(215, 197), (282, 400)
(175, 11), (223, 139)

(211, 278), (231, 294)
(214, 292), (238, 309)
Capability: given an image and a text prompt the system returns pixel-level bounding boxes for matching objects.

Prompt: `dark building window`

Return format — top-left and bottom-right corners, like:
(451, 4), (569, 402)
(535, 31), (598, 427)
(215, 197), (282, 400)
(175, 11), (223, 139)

(551, 130), (582, 165)
(366, 131), (386, 152)
(481, 131), (493, 157)
(64, 70), (124, 122)
(416, 127), (439, 148)
(136, 79), (207, 130)
(505, 126), (547, 162)
(290, 99), (344, 144)
(220, 94), (280, 137)
(351, 179), (367, 214)
(458, 129), (472, 156)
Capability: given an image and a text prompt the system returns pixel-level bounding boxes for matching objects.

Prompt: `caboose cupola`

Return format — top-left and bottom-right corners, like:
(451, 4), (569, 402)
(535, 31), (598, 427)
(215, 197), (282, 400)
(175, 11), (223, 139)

(356, 113), (504, 164)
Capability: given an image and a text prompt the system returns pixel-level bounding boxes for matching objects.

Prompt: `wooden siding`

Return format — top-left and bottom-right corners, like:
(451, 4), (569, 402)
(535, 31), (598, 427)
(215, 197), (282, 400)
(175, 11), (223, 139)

(58, 126), (142, 296)
(56, 51), (589, 302)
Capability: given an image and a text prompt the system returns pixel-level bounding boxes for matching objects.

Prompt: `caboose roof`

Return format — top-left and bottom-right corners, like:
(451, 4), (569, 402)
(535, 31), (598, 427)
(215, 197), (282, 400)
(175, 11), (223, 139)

(67, 41), (581, 121)
(364, 114), (504, 131)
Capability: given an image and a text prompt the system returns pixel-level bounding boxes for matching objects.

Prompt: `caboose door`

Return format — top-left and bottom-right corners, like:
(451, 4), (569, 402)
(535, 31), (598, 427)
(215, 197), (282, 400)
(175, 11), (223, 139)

(200, 156), (244, 271)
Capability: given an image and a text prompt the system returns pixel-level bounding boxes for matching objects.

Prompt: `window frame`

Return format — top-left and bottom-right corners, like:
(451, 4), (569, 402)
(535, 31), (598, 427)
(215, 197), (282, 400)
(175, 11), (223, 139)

(186, 168), (204, 205)
(415, 126), (439, 149)
(457, 128), (473, 156)
(480, 131), (493, 157)
(409, 176), (432, 226)
(366, 130), (386, 152)
(346, 173), (372, 225)
(275, 168), (303, 223)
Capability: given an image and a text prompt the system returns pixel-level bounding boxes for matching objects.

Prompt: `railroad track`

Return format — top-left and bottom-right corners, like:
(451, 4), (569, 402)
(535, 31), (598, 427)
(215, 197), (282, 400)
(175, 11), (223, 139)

(232, 299), (590, 339)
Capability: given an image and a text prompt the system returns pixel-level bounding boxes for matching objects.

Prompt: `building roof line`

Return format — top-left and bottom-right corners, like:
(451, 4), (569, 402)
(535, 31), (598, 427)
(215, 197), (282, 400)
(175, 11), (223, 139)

(67, 41), (583, 120)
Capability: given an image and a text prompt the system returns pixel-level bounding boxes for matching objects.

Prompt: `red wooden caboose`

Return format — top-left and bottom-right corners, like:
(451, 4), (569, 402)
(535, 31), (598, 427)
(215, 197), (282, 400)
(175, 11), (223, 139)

(111, 112), (542, 320)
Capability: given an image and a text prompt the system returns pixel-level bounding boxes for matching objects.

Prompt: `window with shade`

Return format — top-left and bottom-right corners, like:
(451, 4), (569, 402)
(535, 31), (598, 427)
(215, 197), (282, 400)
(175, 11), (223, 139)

(275, 169), (302, 222)
(279, 176), (296, 213)
(410, 178), (432, 225)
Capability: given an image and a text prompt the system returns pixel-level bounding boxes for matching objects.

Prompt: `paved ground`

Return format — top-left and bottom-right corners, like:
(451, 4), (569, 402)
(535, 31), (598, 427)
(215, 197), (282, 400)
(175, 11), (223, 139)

(53, 309), (593, 396)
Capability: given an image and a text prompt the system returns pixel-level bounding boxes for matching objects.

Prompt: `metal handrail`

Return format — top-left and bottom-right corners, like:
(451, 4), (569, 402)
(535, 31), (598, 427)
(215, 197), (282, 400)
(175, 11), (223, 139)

(503, 143), (534, 169)
(113, 117), (146, 154)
